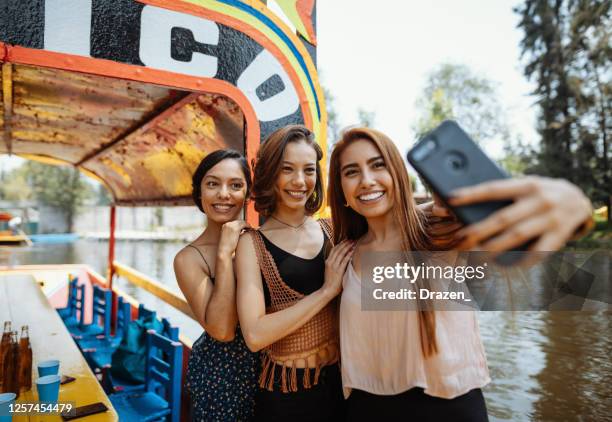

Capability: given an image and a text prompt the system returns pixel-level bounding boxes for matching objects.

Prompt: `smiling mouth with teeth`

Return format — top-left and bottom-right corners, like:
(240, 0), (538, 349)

(286, 190), (307, 199)
(358, 191), (385, 202)
(212, 204), (235, 212)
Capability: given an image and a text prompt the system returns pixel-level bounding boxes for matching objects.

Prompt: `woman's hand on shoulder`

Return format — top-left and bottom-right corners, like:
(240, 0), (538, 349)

(218, 220), (250, 256)
(449, 176), (593, 252)
(321, 240), (355, 299)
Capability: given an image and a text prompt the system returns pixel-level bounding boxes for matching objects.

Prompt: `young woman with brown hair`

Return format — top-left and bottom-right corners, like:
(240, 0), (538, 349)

(173, 150), (259, 421)
(236, 125), (352, 421)
(328, 127), (593, 421)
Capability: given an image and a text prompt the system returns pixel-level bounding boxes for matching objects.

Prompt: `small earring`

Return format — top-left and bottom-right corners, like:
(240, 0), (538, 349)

(344, 201), (349, 207)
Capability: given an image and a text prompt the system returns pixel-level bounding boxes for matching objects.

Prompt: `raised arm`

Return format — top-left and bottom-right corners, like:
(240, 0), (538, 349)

(173, 221), (246, 342)
(236, 232), (353, 352)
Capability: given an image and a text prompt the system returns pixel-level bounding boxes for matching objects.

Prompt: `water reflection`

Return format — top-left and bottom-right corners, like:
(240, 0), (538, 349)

(1, 240), (610, 421)
(531, 311), (611, 421)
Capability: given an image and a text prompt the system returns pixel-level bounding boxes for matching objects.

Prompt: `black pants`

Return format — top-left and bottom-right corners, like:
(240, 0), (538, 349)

(346, 387), (488, 422)
(254, 363), (346, 422)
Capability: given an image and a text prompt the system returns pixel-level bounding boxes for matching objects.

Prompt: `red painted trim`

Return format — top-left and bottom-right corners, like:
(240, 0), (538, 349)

(4, 45), (262, 166)
(0, 42), (6, 62)
(108, 205), (116, 288)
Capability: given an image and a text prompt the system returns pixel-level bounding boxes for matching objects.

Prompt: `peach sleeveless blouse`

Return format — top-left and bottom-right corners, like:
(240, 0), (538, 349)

(339, 262), (490, 399)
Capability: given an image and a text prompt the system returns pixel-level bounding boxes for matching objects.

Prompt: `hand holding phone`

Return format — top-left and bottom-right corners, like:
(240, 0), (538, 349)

(407, 121), (592, 263)
(407, 121), (529, 263)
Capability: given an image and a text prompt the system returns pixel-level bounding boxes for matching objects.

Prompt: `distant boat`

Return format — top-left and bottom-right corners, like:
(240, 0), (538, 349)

(0, 213), (32, 246)
(0, 231), (31, 246)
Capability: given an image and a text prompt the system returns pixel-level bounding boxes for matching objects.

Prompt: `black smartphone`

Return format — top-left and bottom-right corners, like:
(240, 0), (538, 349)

(61, 402), (108, 420)
(407, 120), (532, 264)
(60, 375), (76, 385)
(407, 120), (511, 224)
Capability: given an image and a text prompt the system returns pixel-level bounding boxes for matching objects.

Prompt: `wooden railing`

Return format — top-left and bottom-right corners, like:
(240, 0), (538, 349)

(111, 261), (195, 320)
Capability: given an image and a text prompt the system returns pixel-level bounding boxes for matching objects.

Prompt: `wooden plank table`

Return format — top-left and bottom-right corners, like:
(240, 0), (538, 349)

(0, 274), (118, 421)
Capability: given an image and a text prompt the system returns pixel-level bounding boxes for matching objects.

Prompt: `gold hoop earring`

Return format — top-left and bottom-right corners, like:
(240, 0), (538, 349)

(344, 201), (350, 207)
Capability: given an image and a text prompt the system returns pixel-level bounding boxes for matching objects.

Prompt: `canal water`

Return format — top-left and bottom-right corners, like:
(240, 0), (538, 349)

(1, 239), (610, 421)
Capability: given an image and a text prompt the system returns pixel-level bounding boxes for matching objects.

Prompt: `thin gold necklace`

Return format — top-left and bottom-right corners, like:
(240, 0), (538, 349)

(270, 215), (308, 229)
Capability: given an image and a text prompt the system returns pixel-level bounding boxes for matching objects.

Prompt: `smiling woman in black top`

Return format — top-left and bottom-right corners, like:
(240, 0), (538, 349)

(236, 125), (352, 422)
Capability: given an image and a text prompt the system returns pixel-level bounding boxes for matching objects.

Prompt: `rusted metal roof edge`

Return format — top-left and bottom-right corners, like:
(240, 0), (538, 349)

(114, 196), (194, 207)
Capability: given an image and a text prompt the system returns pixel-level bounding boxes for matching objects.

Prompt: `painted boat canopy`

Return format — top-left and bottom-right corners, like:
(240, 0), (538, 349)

(0, 0), (326, 207)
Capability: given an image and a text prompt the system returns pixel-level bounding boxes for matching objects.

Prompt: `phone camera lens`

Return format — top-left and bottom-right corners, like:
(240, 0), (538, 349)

(445, 151), (467, 173)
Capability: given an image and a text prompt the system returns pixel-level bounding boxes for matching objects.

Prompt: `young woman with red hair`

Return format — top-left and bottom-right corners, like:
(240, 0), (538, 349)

(327, 127), (592, 421)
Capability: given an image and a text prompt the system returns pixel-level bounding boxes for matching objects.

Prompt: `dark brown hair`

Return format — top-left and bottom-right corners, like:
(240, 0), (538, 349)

(328, 127), (438, 357)
(251, 125), (324, 217)
(191, 149), (251, 214)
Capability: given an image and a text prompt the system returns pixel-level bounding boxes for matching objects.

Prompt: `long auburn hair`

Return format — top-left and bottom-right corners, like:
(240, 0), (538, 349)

(328, 127), (438, 357)
(251, 125), (324, 217)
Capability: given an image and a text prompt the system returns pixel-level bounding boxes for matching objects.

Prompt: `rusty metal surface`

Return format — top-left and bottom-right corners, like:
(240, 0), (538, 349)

(0, 64), (245, 205)
(0, 65), (4, 151)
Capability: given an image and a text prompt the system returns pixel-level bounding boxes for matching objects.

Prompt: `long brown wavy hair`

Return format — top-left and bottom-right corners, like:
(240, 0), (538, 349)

(251, 125), (324, 217)
(328, 127), (438, 357)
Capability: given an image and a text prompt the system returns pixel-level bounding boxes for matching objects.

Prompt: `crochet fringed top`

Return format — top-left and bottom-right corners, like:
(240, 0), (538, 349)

(249, 219), (338, 393)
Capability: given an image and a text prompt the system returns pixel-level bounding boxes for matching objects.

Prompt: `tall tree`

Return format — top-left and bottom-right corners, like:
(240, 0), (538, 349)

(516, 0), (611, 220)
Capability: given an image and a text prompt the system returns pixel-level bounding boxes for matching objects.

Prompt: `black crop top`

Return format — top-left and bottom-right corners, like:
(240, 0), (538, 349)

(259, 228), (329, 308)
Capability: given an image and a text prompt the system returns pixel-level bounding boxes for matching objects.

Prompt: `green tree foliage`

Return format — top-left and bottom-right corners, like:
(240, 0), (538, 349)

(17, 162), (92, 231)
(515, 0), (611, 220)
(413, 63), (510, 144)
(0, 167), (31, 201)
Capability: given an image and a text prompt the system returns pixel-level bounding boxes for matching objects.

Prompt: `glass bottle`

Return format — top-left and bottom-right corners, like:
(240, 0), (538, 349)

(18, 325), (32, 392)
(0, 321), (11, 391)
(1, 331), (19, 397)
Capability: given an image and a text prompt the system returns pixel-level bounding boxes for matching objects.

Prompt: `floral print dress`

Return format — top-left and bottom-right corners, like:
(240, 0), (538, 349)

(186, 326), (259, 421)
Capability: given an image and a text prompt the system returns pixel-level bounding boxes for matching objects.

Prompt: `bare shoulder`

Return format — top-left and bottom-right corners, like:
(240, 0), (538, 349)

(237, 230), (257, 255)
(174, 245), (198, 267)
(174, 245), (211, 277)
